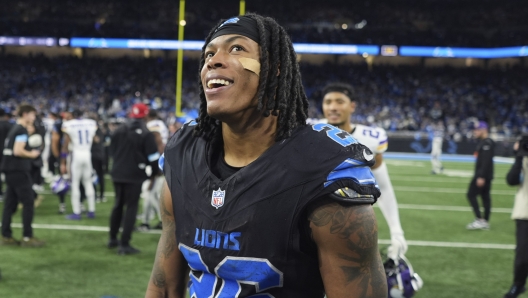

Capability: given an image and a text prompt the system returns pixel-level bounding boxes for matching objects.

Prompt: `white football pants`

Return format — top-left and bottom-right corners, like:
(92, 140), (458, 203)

(141, 175), (164, 224)
(70, 151), (96, 215)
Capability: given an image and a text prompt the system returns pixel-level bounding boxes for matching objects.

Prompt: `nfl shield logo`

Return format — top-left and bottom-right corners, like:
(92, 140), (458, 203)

(211, 188), (226, 209)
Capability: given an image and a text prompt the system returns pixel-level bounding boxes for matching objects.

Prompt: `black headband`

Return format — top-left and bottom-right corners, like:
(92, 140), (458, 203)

(210, 16), (266, 45)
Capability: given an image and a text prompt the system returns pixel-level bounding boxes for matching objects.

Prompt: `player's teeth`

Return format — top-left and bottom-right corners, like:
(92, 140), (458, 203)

(207, 79), (232, 88)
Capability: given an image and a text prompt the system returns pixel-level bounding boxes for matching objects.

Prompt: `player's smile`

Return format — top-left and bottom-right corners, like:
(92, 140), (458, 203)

(205, 74), (234, 95)
(326, 113), (342, 122)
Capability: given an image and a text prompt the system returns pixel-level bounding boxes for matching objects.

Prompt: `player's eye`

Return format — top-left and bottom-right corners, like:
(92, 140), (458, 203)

(231, 45), (245, 53)
(205, 51), (214, 58)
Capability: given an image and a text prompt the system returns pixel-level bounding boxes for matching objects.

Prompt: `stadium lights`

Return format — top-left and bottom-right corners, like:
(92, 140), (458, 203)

(70, 37), (381, 55)
(399, 46), (528, 58)
(0, 36), (58, 46)
(5, 35), (527, 58)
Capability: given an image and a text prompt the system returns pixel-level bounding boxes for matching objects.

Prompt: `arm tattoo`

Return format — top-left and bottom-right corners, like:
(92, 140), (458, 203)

(150, 186), (178, 289)
(152, 260), (167, 288)
(310, 203), (386, 297)
(160, 187), (176, 258)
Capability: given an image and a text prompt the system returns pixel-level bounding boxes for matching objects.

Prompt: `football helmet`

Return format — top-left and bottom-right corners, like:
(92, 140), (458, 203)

(384, 255), (423, 298)
(50, 176), (70, 196)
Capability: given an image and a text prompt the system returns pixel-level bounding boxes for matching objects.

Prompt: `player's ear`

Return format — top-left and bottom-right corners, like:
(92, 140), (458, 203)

(350, 101), (357, 112)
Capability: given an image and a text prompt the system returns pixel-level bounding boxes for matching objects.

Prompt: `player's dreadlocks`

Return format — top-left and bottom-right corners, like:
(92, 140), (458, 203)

(193, 13), (309, 142)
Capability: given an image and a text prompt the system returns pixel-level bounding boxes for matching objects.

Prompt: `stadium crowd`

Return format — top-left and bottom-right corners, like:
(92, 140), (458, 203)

(0, 54), (526, 139)
(1, 0), (527, 47)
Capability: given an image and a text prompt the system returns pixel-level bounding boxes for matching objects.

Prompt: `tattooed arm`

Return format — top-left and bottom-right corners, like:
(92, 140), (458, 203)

(145, 181), (189, 298)
(309, 200), (387, 298)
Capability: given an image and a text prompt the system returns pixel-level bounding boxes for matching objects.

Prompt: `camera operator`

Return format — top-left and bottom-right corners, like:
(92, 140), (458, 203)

(503, 135), (528, 298)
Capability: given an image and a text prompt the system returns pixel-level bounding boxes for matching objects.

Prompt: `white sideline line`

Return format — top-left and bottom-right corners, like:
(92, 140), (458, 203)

(41, 190), (116, 197)
(379, 239), (515, 250)
(395, 204), (512, 213)
(10, 223), (162, 234)
(7, 223), (515, 250)
(393, 186), (515, 196)
(390, 177), (471, 183)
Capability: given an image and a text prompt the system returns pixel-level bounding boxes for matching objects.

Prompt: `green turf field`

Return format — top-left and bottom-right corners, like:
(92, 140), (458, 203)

(0, 160), (522, 298)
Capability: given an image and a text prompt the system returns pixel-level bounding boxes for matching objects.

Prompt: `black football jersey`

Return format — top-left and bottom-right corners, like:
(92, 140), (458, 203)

(163, 121), (381, 297)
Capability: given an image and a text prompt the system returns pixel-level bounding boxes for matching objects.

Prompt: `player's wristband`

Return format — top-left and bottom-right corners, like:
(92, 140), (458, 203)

(60, 153), (69, 159)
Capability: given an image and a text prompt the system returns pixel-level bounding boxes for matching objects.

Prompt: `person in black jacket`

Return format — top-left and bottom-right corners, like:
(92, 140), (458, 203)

(466, 121), (495, 230)
(91, 117), (106, 203)
(0, 104), (44, 247)
(108, 103), (159, 255)
(0, 108), (13, 202)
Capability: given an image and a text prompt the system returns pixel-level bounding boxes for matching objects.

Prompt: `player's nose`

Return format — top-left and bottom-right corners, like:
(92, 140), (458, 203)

(207, 52), (228, 70)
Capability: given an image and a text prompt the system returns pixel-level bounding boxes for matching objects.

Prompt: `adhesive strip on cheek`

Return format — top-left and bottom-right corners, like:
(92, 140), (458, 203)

(239, 58), (261, 76)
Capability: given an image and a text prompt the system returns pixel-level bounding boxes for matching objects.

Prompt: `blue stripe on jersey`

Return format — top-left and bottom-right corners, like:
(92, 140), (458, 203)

(15, 134), (28, 142)
(379, 139), (388, 145)
(158, 153), (165, 172)
(148, 152), (161, 162)
(186, 119), (198, 126)
(325, 159), (378, 188)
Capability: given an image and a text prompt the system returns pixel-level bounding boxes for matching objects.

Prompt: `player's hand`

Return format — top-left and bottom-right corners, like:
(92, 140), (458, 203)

(476, 177), (485, 187)
(388, 232), (408, 261)
(60, 163), (67, 175)
(30, 149), (41, 159)
(513, 142), (519, 152)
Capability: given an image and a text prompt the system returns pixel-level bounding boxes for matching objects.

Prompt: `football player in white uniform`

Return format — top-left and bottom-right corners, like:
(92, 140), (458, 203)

(60, 110), (98, 220)
(320, 83), (408, 260)
(138, 110), (169, 231)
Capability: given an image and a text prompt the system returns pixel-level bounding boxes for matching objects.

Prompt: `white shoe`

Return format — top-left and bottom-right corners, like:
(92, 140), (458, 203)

(466, 218), (490, 230)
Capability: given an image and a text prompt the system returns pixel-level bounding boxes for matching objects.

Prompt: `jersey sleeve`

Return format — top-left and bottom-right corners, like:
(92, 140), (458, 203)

(162, 120), (196, 174)
(374, 127), (388, 154)
(306, 124), (381, 204)
(14, 127), (28, 143)
(322, 152), (381, 205)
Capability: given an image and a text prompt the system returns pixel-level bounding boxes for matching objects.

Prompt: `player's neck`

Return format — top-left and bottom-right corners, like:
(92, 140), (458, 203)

(16, 119), (29, 128)
(341, 121), (354, 133)
(221, 116), (277, 168)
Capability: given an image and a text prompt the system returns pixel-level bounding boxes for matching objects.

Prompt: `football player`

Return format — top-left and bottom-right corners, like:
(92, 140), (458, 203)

(138, 110), (169, 231)
(321, 83), (408, 261)
(146, 14), (386, 297)
(60, 110), (97, 220)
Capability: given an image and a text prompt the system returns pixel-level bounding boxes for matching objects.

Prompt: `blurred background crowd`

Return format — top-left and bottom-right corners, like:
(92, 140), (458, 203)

(2, 0), (527, 46)
(0, 0), (526, 146)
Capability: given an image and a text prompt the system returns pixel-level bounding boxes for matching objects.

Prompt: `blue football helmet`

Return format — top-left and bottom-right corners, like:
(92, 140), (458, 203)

(50, 176), (70, 196)
(384, 255), (423, 298)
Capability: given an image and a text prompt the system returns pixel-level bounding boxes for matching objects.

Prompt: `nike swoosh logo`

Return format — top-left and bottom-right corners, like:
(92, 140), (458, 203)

(363, 149), (374, 161)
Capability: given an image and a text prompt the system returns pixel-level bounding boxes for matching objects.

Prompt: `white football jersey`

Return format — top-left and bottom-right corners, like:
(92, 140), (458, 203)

(62, 118), (98, 151)
(147, 119), (169, 145)
(350, 124), (388, 154)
